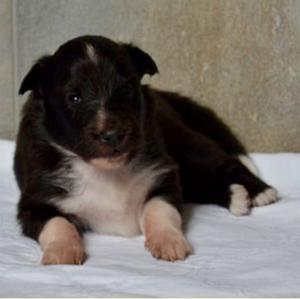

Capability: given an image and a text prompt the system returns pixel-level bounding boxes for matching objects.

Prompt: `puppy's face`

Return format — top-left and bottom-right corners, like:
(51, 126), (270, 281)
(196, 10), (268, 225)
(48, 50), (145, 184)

(19, 36), (158, 165)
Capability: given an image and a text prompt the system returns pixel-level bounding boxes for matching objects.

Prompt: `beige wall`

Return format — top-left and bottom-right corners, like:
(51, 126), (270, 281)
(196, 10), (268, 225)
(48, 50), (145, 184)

(0, 0), (14, 140)
(2, 0), (300, 152)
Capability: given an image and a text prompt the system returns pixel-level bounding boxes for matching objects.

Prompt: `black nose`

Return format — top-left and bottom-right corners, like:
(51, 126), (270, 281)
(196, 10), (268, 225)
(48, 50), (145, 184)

(100, 130), (125, 146)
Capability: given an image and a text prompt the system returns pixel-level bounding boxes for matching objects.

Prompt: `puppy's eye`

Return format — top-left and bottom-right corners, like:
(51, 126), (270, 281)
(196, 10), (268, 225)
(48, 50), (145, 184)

(68, 94), (82, 104)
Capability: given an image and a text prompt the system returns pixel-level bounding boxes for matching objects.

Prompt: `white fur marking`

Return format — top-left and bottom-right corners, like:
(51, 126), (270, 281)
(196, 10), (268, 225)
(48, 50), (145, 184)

(229, 184), (251, 216)
(53, 151), (169, 237)
(141, 198), (192, 261)
(38, 217), (86, 265)
(86, 43), (98, 64)
(140, 197), (182, 234)
(252, 188), (278, 207)
(90, 154), (128, 170)
(237, 155), (259, 176)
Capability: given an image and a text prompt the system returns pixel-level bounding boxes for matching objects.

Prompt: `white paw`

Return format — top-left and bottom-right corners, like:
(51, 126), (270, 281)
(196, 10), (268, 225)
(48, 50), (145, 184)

(145, 227), (193, 262)
(252, 188), (278, 207)
(229, 184), (251, 216)
(42, 240), (86, 265)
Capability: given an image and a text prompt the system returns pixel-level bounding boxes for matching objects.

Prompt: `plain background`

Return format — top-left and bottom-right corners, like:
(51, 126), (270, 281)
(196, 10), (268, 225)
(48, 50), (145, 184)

(1, 0), (300, 152)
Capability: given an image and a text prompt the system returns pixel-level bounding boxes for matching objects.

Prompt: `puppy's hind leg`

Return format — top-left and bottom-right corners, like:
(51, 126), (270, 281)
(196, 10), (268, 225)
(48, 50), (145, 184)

(176, 139), (278, 215)
(224, 158), (279, 215)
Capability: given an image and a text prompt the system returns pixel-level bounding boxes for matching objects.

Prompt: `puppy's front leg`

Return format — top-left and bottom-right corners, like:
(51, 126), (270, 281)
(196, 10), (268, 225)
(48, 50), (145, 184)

(140, 198), (192, 261)
(39, 217), (86, 265)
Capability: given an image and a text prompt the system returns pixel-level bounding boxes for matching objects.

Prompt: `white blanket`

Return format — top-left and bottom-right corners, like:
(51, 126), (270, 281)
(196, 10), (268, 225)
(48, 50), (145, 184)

(0, 139), (299, 297)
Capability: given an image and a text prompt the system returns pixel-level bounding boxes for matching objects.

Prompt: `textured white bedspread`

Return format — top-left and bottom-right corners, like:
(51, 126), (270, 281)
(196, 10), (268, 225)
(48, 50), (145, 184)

(0, 139), (299, 297)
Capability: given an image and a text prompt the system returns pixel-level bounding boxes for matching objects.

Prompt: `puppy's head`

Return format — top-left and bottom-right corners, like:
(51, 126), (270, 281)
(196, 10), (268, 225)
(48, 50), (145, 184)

(19, 36), (158, 167)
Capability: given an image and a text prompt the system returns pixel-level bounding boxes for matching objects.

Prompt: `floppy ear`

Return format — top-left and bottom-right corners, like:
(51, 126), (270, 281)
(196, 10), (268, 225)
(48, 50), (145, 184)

(123, 44), (158, 78)
(19, 55), (52, 95)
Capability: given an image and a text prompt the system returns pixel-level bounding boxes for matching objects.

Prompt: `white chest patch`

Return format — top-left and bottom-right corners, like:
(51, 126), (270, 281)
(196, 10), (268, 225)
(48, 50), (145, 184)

(55, 156), (167, 237)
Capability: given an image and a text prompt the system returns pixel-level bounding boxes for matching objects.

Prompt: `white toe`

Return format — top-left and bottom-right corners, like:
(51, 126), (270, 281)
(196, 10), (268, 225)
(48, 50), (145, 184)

(229, 184), (251, 216)
(252, 188), (278, 207)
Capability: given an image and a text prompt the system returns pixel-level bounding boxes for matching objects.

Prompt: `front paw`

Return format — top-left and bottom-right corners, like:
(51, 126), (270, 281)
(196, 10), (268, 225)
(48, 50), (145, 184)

(42, 241), (86, 265)
(145, 227), (193, 262)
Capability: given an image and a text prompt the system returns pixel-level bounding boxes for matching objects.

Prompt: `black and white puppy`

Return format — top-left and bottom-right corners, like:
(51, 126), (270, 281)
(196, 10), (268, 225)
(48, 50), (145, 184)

(14, 35), (278, 265)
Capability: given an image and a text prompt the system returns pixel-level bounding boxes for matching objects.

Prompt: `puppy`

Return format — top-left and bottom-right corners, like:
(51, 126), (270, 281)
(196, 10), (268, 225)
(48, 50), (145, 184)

(14, 35), (278, 265)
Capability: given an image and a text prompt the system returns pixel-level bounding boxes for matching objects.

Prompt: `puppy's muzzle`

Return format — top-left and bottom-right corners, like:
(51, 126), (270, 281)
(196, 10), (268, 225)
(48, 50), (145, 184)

(100, 129), (126, 147)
